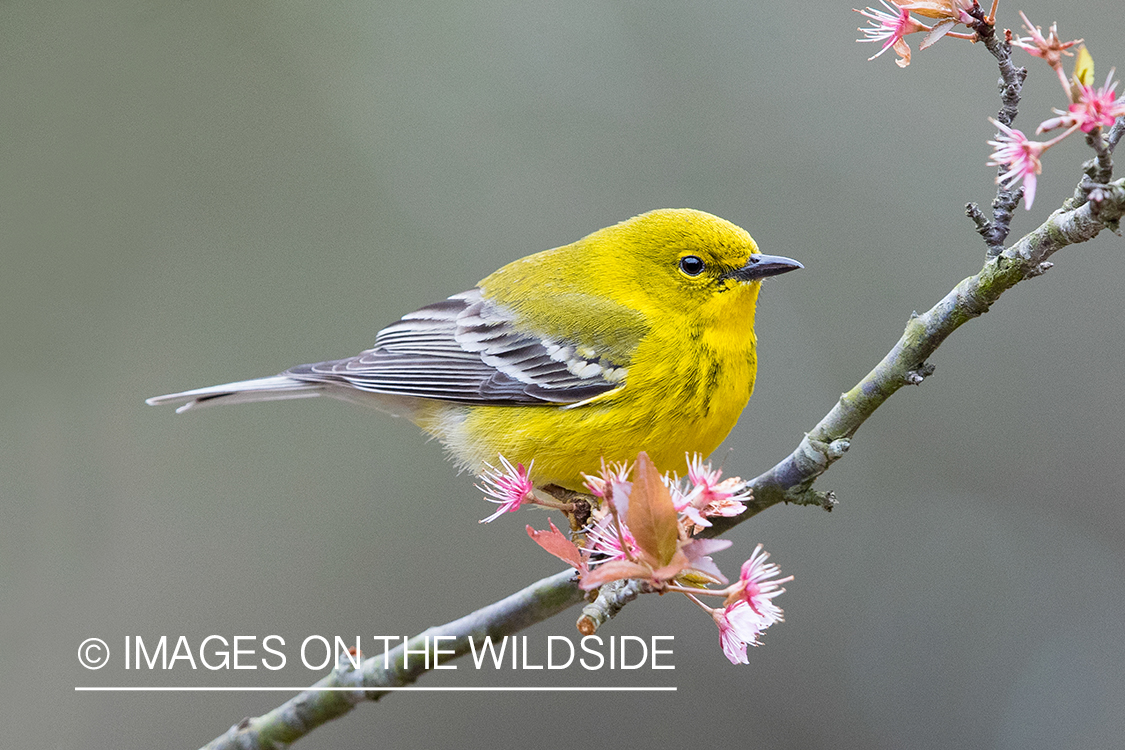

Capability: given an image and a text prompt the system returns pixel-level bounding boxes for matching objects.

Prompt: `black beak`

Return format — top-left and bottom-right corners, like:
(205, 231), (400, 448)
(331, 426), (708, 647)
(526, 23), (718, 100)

(725, 253), (804, 282)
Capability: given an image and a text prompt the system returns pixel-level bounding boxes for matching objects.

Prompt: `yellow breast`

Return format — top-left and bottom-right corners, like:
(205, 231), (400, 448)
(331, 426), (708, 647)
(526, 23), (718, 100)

(417, 299), (759, 489)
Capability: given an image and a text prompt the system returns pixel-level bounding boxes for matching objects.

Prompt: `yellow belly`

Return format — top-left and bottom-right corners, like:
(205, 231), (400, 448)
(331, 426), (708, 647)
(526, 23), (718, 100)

(416, 339), (757, 489)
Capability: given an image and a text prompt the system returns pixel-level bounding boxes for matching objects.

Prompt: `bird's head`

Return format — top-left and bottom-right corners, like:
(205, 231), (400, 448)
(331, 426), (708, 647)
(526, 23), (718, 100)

(479, 209), (802, 351)
(578, 208), (803, 324)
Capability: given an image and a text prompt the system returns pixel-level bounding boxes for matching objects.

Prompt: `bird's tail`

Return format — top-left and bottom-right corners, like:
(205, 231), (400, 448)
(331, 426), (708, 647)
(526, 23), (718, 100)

(146, 376), (324, 413)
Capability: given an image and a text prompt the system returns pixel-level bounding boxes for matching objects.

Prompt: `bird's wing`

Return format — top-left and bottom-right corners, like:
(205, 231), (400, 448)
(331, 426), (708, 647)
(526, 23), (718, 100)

(285, 289), (633, 405)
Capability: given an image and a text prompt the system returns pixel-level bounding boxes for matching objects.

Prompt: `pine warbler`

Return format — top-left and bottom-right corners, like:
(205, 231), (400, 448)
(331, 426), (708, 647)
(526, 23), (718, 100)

(148, 209), (802, 489)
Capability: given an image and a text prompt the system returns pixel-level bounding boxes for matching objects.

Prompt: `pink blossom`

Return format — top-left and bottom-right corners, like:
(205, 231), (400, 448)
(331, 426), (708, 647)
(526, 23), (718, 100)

(855, 1), (928, 68)
(673, 455), (750, 533)
(1011, 12), (1082, 68)
(714, 601), (768, 664)
(1011, 11), (1083, 95)
(712, 544), (791, 664)
(686, 455), (750, 515)
(1039, 70), (1125, 134)
(476, 456), (534, 523)
(725, 544), (792, 624)
(986, 119), (1047, 209)
(581, 460), (632, 499)
(582, 512), (638, 563)
(987, 117), (1081, 209)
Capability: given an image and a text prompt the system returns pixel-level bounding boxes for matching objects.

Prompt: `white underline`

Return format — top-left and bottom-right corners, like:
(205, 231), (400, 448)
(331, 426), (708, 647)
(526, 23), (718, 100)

(75, 685), (676, 692)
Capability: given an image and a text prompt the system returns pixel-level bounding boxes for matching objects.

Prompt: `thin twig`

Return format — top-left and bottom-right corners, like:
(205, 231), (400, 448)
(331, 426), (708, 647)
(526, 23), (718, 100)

(1107, 117), (1125, 152)
(966, 5), (1029, 254)
(1089, 131), (1114, 185)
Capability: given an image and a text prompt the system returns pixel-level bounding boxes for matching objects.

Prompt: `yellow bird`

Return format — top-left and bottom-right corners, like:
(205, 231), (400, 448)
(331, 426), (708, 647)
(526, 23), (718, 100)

(147, 209), (802, 490)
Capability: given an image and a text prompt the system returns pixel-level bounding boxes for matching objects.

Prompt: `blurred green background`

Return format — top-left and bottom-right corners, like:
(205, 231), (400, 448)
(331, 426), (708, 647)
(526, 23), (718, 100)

(4, 2), (1123, 748)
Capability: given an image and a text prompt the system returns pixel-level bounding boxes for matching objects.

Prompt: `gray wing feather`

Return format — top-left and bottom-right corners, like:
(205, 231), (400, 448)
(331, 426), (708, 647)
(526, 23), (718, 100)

(285, 289), (626, 405)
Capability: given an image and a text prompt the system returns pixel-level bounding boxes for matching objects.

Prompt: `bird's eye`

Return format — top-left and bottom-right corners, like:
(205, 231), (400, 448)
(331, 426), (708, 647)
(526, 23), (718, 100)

(679, 255), (705, 277)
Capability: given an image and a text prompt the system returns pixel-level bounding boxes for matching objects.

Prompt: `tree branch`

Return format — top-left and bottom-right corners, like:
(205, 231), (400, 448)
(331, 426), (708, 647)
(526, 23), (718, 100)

(200, 570), (583, 750)
(707, 175), (1125, 537)
(964, 6), (1027, 255)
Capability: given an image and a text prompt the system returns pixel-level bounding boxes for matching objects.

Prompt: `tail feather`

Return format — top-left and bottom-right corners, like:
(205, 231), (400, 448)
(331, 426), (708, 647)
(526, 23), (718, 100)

(146, 376), (324, 413)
